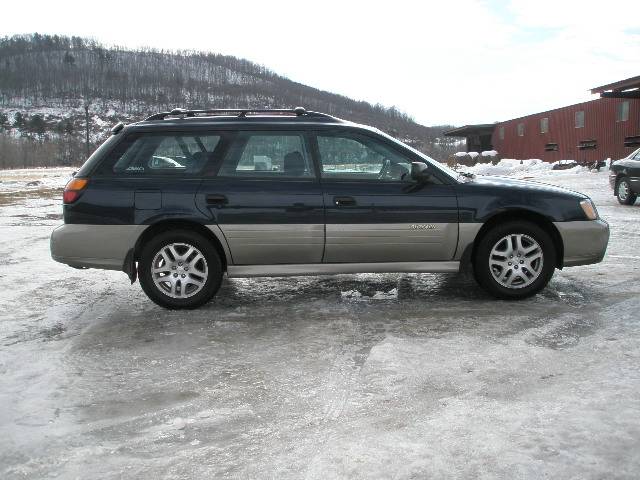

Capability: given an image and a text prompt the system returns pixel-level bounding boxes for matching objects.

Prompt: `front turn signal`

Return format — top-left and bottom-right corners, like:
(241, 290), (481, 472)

(580, 199), (598, 220)
(63, 178), (88, 204)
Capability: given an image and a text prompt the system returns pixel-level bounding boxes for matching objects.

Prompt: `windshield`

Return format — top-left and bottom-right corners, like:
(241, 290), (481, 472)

(374, 128), (468, 182)
(629, 147), (640, 160)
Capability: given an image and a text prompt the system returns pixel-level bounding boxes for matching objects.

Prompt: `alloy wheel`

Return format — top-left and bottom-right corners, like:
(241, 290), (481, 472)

(618, 181), (629, 201)
(151, 242), (208, 298)
(489, 234), (544, 289)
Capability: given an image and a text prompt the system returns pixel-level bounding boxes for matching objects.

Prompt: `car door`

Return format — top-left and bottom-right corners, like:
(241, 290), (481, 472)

(196, 130), (324, 265)
(315, 130), (458, 263)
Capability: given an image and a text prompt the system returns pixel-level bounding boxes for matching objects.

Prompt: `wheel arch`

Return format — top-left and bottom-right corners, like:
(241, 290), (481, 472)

(462, 209), (564, 270)
(133, 220), (230, 272)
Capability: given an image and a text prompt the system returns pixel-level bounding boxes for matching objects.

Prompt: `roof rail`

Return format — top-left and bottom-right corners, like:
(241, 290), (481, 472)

(144, 107), (338, 122)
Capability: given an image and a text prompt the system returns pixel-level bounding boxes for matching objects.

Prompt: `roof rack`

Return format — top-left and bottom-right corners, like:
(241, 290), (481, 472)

(144, 107), (338, 122)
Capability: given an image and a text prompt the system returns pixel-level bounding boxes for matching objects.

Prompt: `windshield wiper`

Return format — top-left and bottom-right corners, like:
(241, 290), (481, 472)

(458, 171), (476, 179)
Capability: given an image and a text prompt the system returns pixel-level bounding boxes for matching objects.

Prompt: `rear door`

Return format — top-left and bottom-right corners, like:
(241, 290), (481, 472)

(196, 130), (324, 265)
(314, 130), (458, 263)
(81, 131), (221, 226)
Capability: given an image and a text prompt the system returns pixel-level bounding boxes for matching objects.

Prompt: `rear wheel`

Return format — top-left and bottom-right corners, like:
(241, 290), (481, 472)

(616, 177), (637, 205)
(139, 230), (222, 309)
(473, 221), (556, 299)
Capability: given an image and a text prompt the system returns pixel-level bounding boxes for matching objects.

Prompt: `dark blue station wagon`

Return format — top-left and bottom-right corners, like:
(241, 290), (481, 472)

(51, 108), (610, 309)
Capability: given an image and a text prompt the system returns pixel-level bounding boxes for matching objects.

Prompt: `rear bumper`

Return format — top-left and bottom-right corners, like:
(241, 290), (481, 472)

(50, 224), (147, 271)
(554, 219), (609, 267)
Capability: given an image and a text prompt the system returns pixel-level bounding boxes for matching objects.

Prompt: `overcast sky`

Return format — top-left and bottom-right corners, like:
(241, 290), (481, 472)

(2, 0), (639, 126)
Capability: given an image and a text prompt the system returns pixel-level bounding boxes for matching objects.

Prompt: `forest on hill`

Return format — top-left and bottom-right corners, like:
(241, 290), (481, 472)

(0, 34), (460, 168)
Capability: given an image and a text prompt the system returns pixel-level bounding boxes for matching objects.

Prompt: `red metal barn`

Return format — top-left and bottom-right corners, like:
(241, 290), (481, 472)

(445, 75), (640, 163)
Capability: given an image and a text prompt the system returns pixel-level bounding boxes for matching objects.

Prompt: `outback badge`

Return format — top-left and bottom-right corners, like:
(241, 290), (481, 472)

(410, 224), (437, 230)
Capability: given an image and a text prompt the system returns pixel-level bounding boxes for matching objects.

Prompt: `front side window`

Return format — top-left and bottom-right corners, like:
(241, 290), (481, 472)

(617, 101), (630, 122)
(218, 133), (314, 178)
(107, 133), (221, 175)
(317, 133), (413, 182)
(575, 111), (585, 128)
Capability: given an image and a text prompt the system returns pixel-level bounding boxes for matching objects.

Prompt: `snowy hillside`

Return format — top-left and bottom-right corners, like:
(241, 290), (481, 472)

(0, 34), (461, 168)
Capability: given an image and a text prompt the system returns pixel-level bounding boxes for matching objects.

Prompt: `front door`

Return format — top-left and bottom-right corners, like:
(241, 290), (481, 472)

(315, 131), (458, 263)
(196, 131), (324, 265)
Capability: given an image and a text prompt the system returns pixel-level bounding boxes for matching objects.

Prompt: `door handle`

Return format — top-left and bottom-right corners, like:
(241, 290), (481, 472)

(206, 194), (228, 207)
(333, 196), (356, 207)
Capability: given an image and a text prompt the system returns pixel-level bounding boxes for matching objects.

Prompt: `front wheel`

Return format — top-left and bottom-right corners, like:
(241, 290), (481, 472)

(616, 177), (637, 205)
(138, 230), (223, 309)
(473, 221), (556, 299)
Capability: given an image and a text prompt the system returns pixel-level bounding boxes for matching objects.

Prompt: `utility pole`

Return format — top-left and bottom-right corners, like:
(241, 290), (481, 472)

(84, 103), (90, 158)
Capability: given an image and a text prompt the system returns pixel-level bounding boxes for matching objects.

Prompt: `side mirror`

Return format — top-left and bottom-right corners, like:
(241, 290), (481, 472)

(410, 162), (431, 183)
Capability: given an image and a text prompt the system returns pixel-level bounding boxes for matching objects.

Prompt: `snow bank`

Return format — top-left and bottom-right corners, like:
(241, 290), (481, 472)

(0, 167), (75, 192)
(455, 151), (487, 158)
(463, 159), (589, 178)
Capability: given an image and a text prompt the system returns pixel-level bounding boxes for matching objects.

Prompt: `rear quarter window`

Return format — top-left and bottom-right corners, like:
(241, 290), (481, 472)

(75, 134), (123, 177)
(97, 132), (222, 176)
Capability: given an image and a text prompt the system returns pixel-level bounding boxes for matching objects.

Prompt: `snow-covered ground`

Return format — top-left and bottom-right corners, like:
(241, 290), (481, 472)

(0, 167), (75, 193)
(1, 168), (640, 479)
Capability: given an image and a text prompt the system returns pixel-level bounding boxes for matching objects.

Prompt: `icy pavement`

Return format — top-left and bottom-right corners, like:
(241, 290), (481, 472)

(1, 170), (640, 479)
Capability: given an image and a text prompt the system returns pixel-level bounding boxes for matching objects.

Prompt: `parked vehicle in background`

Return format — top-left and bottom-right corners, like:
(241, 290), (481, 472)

(51, 108), (609, 309)
(610, 147), (640, 205)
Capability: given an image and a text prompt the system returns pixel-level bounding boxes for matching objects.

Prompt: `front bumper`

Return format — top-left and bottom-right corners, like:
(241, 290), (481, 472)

(50, 224), (147, 271)
(553, 219), (610, 267)
(609, 172), (617, 191)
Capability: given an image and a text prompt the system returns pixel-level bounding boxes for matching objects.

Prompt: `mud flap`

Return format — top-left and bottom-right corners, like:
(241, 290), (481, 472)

(123, 249), (137, 284)
(458, 244), (474, 274)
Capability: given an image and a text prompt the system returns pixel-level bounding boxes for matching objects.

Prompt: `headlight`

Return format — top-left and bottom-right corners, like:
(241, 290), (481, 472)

(580, 199), (599, 220)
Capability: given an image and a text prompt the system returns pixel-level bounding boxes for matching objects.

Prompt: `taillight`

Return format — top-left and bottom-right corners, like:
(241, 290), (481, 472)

(63, 178), (88, 204)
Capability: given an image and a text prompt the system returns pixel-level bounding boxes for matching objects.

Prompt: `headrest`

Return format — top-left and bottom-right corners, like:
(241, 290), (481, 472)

(284, 151), (306, 176)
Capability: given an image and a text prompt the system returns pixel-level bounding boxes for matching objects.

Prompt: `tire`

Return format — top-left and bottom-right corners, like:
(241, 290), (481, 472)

(138, 229), (222, 309)
(616, 177), (637, 205)
(473, 221), (556, 300)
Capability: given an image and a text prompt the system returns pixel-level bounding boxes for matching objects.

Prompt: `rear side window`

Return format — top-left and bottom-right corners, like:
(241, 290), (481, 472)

(101, 133), (221, 175)
(218, 132), (314, 178)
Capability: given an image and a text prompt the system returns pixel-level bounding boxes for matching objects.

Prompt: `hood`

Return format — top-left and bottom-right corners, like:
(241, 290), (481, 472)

(612, 158), (640, 169)
(466, 174), (587, 199)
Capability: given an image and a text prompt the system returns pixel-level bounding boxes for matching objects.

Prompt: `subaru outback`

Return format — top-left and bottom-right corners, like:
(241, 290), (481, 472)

(50, 107), (610, 309)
